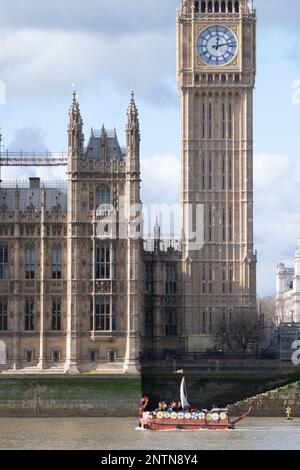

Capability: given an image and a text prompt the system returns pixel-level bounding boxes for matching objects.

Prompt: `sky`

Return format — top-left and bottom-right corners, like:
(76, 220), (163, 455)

(0, 0), (299, 297)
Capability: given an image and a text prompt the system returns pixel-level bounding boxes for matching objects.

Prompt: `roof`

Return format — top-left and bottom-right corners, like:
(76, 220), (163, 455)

(0, 187), (67, 213)
(84, 128), (126, 161)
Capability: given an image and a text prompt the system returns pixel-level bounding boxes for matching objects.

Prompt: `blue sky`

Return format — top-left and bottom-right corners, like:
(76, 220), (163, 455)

(0, 0), (299, 297)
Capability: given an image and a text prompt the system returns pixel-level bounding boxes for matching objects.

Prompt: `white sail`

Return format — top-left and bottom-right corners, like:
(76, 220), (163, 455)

(180, 377), (190, 410)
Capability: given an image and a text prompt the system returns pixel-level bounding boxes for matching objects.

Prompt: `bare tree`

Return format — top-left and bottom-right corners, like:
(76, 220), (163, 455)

(215, 311), (260, 355)
(257, 297), (277, 328)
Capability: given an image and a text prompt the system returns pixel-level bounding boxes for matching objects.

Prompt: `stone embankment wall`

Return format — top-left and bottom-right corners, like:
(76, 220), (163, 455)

(229, 382), (300, 417)
(0, 399), (139, 417)
(0, 376), (141, 417)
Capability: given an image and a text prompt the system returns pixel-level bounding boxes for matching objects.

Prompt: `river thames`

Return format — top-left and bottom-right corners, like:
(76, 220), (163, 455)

(0, 417), (299, 450)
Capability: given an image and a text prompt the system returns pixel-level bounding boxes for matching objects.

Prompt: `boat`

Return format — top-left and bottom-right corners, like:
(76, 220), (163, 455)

(139, 376), (251, 431)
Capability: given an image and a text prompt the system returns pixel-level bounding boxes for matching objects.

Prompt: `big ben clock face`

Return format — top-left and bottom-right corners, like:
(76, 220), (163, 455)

(197, 26), (238, 66)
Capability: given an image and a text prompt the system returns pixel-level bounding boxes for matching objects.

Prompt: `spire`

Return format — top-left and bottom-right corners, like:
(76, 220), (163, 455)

(69, 89), (82, 129)
(128, 91), (138, 120)
(153, 216), (161, 240)
(100, 124), (107, 140)
(68, 88), (84, 157)
(126, 91), (140, 154)
(153, 217), (161, 253)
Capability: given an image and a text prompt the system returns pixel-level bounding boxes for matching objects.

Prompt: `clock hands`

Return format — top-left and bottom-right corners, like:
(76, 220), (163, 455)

(212, 38), (235, 50)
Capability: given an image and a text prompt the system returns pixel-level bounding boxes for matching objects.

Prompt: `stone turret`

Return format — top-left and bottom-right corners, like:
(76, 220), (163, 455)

(126, 92), (140, 176)
(68, 91), (84, 167)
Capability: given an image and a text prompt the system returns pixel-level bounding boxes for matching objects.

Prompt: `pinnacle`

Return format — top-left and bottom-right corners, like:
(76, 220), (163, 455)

(128, 91), (138, 117)
(69, 88), (81, 120)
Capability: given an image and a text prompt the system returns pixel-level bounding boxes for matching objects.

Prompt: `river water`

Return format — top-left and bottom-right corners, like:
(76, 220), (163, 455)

(0, 418), (299, 450)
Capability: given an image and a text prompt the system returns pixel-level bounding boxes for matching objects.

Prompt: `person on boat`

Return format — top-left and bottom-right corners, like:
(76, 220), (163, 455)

(169, 401), (177, 412)
(139, 396), (150, 418)
(162, 402), (168, 411)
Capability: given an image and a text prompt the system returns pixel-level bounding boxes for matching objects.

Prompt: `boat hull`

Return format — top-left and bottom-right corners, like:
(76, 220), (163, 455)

(139, 411), (230, 431)
(140, 418), (230, 431)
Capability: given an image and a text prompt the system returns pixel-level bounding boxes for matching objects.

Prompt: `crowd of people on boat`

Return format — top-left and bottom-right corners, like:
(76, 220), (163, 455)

(156, 401), (185, 413)
(140, 396), (228, 419)
(155, 401), (209, 414)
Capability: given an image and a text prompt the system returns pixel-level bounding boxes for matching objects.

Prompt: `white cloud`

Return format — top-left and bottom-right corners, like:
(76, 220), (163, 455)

(1, 127), (66, 182)
(0, 0), (176, 37)
(141, 154), (180, 205)
(254, 153), (290, 189)
(254, 152), (300, 296)
(0, 28), (176, 105)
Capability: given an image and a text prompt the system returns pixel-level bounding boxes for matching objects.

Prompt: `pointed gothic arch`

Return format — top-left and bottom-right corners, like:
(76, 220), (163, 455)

(96, 184), (111, 208)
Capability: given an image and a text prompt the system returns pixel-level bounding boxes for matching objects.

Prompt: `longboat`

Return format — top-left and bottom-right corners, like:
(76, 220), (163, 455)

(139, 376), (251, 431)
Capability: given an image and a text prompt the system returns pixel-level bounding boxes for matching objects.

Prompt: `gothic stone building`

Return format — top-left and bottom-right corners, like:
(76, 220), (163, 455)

(276, 239), (300, 325)
(0, 0), (257, 373)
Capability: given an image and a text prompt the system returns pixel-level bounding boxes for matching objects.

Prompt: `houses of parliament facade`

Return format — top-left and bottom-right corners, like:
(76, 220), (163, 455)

(0, 0), (257, 373)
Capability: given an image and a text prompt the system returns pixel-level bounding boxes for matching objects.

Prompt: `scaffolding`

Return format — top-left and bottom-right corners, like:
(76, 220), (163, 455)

(0, 151), (68, 167)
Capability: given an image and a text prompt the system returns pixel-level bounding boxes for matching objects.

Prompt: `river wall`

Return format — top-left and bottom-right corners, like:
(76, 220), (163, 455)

(229, 381), (300, 417)
(1, 367), (300, 417)
(0, 376), (141, 417)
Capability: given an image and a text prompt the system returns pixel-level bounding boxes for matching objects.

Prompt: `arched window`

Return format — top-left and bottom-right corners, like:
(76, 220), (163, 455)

(235, 0), (239, 13)
(215, 1), (220, 12)
(202, 103), (206, 139)
(209, 308), (213, 334)
(208, 1), (213, 12)
(228, 102), (232, 139)
(208, 156), (212, 189)
(229, 206), (233, 241)
(95, 241), (111, 280)
(165, 264), (177, 295)
(201, 1), (206, 13)
(222, 102), (226, 139)
(52, 298), (61, 331)
(221, 74), (226, 82)
(25, 245), (35, 280)
(165, 308), (177, 337)
(221, 0), (226, 12)
(228, 1), (233, 13)
(96, 184), (111, 207)
(0, 244), (9, 280)
(208, 103), (212, 140)
(222, 208), (226, 242)
(202, 309), (206, 333)
(208, 74), (213, 84)
(25, 298), (35, 332)
(194, 1), (199, 13)
(0, 299), (8, 332)
(52, 245), (62, 280)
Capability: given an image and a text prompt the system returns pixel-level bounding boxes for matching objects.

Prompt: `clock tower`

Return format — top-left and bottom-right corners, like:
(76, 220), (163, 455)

(177, 0), (257, 350)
